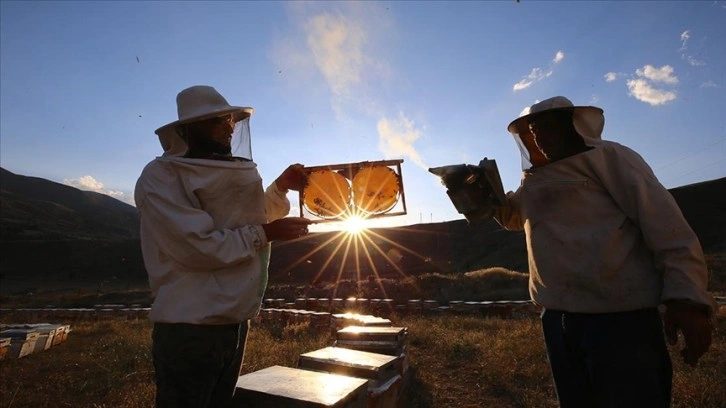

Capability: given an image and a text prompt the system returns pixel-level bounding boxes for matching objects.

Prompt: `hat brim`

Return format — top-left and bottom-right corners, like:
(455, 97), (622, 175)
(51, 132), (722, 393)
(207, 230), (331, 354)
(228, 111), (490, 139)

(507, 106), (603, 134)
(154, 106), (254, 136)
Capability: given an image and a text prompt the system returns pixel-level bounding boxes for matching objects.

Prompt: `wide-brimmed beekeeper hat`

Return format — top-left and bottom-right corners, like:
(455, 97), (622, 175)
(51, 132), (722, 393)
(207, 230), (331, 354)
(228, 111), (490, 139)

(506, 96), (603, 137)
(154, 85), (254, 136)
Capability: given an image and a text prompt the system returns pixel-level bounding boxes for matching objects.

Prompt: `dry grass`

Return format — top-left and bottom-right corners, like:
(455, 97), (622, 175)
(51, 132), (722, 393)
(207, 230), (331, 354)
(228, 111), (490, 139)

(0, 318), (155, 408)
(1, 307), (724, 408)
(400, 309), (726, 408)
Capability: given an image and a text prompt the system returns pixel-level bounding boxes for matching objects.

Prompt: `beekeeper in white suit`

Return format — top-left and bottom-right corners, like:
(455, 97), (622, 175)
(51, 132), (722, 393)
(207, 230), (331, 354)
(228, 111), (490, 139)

(495, 96), (715, 408)
(135, 85), (311, 408)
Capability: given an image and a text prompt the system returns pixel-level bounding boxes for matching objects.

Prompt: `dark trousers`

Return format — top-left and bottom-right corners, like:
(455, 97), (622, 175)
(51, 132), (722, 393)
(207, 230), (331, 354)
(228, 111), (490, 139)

(541, 308), (672, 408)
(152, 320), (250, 408)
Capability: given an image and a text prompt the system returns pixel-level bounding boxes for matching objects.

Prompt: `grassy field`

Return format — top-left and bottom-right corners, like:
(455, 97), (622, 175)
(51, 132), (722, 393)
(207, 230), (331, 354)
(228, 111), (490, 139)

(1, 307), (724, 408)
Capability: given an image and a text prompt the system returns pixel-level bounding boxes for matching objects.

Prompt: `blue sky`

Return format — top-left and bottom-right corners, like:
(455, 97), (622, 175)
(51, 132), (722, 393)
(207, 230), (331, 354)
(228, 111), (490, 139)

(1, 1), (724, 231)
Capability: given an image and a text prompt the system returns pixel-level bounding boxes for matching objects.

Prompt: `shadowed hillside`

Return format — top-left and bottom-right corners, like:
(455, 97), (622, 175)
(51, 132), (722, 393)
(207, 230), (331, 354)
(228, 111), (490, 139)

(0, 168), (138, 240)
(266, 219), (527, 286)
(0, 168), (144, 289)
(0, 167), (723, 293)
(668, 178), (726, 252)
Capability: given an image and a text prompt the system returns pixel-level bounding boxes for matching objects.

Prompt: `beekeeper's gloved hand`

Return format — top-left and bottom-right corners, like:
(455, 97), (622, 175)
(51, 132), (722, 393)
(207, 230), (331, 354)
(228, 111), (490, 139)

(663, 300), (712, 367)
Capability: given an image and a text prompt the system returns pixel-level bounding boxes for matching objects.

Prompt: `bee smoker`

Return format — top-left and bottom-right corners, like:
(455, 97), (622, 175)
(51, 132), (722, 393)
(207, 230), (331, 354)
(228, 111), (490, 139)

(428, 158), (506, 225)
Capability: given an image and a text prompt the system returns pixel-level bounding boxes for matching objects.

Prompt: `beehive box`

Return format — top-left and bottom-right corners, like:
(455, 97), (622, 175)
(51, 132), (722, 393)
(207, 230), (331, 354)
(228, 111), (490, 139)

(298, 347), (399, 388)
(1, 329), (40, 359)
(50, 324), (71, 345)
(367, 375), (402, 408)
(422, 300), (439, 311)
(315, 298), (330, 311)
(332, 314), (392, 333)
(336, 326), (408, 344)
(234, 365), (367, 407)
(335, 326), (409, 376)
(32, 332), (53, 354)
(406, 299), (422, 313)
(345, 298), (358, 310)
(310, 312), (332, 330)
(331, 298), (345, 312)
(358, 317), (392, 327)
(27, 324), (61, 352)
(305, 298), (319, 310)
(0, 337), (11, 360)
(298, 348), (403, 408)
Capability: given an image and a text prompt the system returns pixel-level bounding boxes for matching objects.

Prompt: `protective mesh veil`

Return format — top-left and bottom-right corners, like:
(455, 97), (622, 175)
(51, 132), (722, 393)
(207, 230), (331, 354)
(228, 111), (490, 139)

(231, 117), (253, 160)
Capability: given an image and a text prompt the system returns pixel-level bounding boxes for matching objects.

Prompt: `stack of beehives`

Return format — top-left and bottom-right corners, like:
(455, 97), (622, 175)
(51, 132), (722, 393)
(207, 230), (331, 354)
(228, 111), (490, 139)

(0, 323), (70, 359)
(234, 311), (409, 408)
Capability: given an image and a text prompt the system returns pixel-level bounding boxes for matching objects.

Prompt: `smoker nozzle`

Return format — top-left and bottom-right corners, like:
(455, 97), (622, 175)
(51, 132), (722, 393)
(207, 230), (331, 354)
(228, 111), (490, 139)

(428, 158), (506, 225)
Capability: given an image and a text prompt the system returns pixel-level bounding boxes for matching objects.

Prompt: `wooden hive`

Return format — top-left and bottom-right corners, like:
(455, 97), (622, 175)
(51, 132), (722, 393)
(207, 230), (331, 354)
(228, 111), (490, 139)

(298, 346), (399, 387)
(298, 347), (402, 408)
(28, 324), (60, 353)
(55, 324), (71, 345)
(334, 326), (409, 376)
(316, 298), (330, 312)
(234, 365), (367, 408)
(306, 298), (319, 311)
(406, 299), (422, 313)
(0, 323), (55, 353)
(336, 326), (407, 345)
(0, 338), (11, 360)
(357, 316), (392, 327)
(331, 298), (345, 312)
(1, 329), (40, 359)
(422, 300), (439, 311)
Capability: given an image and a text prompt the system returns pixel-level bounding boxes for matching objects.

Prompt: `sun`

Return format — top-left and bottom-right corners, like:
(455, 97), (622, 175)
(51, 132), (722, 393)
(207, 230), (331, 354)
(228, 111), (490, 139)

(341, 214), (367, 235)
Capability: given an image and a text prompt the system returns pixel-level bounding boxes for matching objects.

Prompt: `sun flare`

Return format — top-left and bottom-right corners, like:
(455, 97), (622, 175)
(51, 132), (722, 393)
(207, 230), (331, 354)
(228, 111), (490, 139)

(342, 214), (367, 235)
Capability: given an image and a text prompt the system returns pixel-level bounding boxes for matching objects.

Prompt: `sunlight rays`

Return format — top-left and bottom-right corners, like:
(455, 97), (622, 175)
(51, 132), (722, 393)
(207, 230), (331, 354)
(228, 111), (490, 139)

(340, 214), (366, 235)
(277, 212), (445, 301)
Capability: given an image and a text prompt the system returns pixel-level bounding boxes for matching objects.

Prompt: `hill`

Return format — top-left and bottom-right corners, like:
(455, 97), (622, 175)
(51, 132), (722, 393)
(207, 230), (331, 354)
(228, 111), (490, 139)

(0, 167), (724, 293)
(0, 168), (139, 241)
(0, 168), (144, 288)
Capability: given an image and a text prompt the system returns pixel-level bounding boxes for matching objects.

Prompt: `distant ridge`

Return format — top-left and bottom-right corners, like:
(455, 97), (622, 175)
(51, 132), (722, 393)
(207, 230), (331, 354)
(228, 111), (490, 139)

(0, 167), (139, 241)
(667, 177), (726, 252)
(0, 167), (723, 290)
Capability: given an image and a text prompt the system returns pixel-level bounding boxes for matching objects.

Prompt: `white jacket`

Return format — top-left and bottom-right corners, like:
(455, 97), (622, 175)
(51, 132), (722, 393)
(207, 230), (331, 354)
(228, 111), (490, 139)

(134, 130), (290, 324)
(496, 109), (716, 315)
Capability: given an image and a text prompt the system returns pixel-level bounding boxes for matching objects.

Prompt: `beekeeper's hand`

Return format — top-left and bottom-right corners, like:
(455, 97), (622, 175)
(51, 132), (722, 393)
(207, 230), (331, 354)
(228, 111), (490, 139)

(664, 300), (712, 367)
(275, 163), (306, 192)
(262, 217), (312, 241)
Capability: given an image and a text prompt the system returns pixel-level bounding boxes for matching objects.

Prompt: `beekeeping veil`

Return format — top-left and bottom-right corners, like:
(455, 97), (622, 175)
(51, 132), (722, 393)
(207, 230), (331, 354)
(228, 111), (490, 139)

(506, 96), (605, 170)
(155, 85), (255, 160)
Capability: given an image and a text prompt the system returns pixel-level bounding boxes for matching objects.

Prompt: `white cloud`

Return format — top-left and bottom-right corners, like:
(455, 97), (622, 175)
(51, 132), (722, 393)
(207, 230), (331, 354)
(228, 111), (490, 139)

(513, 67), (553, 91)
(271, 3), (392, 117)
(678, 29), (707, 67)
(553, 50), (565, 63)
(685, 55), (706, 67)
(305, 13), (366, 98)
(377, 113), (426, 169)
(512, 50), (564, 92)
(700, 80), (719, 89)
(606, 65), (679, 106)
(679, 30), (690, 50)
(635, 65), (679, 84)
(273, 4), (434, 170)
(63, 175), (135, 206)
(626, 78), (677, 106)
